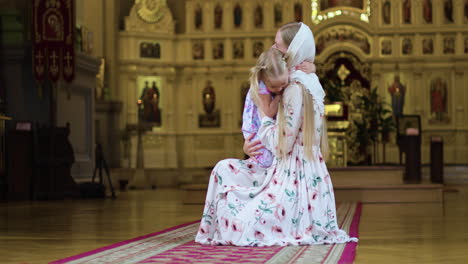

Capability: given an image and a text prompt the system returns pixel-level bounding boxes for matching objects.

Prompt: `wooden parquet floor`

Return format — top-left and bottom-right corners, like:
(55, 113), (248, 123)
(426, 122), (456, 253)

(1, 185), (468, 264)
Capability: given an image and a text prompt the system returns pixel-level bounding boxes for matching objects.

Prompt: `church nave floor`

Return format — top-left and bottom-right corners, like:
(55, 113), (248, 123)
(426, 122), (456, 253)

(1, 185), (468, 264)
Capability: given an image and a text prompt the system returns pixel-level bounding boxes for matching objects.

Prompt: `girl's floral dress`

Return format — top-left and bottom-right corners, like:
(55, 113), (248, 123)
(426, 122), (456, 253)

(241, 81), (274, 168)
(195, 82), (358, 246)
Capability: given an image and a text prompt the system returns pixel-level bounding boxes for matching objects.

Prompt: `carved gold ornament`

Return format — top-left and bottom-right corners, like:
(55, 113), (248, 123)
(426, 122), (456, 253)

(136, 0), (166, 23)
(311, 0), (371, 24)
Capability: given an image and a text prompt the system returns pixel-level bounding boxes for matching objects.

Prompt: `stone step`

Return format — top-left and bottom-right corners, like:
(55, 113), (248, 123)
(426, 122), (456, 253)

(180, 182), (444, 204)
(330, 166), (405, 186)
(190, 166), (405, 186)
(110, 166), (406, 189)
(334, 183), (444, 203)
(184, 166), (405, 188)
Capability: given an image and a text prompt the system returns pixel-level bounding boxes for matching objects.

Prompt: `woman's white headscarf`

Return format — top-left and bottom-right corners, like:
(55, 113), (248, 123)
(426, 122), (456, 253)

(286, 22), (325, 115)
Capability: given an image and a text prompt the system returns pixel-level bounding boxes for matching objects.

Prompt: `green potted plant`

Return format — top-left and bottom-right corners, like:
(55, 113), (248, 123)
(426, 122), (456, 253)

(322, 78), (343, 103)
(353, 117), (372, 164)
(354, 87), (395, 164)
(378, 104), (395, 164)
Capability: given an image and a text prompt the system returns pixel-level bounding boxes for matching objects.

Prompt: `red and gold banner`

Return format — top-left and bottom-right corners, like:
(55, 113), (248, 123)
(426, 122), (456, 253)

(33, 0), (75, 83)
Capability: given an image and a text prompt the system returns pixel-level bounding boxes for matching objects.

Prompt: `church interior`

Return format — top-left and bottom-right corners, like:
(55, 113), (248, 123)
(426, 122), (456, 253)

(1, 0), (468, 263)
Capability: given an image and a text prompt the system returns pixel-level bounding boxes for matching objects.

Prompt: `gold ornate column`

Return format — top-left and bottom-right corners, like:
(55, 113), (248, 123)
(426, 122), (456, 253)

(454, 67), (465, 126)
(412, 70), (424, 118)
(326, 104), (349, 168)
(127, 74), (138, 125)
(264, 0), (274, 30)
(185, 0), (194, 33)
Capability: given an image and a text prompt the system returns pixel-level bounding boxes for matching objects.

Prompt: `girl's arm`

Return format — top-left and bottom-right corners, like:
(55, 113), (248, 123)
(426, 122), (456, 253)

(243, 133), (263, 160)
(258, 94), (280, 118)
(295, 60), (316, 74)
(257, 83), (303, 155)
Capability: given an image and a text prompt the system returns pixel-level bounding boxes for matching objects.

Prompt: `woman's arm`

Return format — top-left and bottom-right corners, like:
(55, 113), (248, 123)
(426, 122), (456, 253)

(257, 83), (303, 156)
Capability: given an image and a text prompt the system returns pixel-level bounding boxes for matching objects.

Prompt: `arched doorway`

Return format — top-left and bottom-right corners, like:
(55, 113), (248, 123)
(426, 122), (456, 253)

(317, 51), (371, 103)
(318, 51), (376, 165)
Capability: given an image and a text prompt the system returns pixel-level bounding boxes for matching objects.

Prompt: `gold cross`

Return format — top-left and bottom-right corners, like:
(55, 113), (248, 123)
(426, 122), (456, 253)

(49, 51), (58, 66)
(337, 64), (350, 85)
(64, 52), (72, 67)
(35, 51), (44, 64)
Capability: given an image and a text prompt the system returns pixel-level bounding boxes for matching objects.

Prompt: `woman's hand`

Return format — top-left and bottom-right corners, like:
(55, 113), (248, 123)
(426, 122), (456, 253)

(243, 133), (263, 161)
(295, 60), (316, 74)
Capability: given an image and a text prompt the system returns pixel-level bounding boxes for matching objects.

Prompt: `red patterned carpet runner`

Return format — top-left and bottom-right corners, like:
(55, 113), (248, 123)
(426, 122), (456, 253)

(51, 202), (361, 264)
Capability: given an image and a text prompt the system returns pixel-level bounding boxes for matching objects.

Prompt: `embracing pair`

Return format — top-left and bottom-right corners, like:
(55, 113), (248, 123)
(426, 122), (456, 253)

(195, 22), (358, 247)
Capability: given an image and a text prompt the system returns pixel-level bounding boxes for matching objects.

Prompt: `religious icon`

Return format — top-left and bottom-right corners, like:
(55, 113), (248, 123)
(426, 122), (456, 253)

(199, 81), (221, 128)
(153, 43), (161, 58)
(254, 5), (263, 28)
(214, 4), (223, 29)
(381, 40), (392, 55)
(95, 58), (105, 100)
(320, 0), (364, 10)
(213, 41), (224, 60)
(274, 3), (283, 27)
(82, 27), (93, 55)
(233, 3), (242, 28)
(443, 37), (455, 54)
(402, 0), (411, 24)
(430, 78), (449, 123)
(444, 0), (454, 23)
(253, 41), (264, 58)
(140, 42), (151, 58)
(397, 115), (421, 136)
(423, 0), (432, 24)
(140, 42), (161, 59)
(388, 74), (406, 117)
(294, 3), (303, 22)
(464, 37), (468, 53)
(202, 81), (215, 114)
(193, 42), (204, 60)
(423, 38), (434, 54)
(233, 40), (244, 59)
(382, 1), (391, 24)
(402, 38), (412, 55)
(194, 4), (202, 30)
(138, 81), (162, 126)
(465, 0), (468, 22)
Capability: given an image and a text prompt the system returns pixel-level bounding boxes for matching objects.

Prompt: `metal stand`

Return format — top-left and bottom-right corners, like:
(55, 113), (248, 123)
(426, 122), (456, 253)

(127, 120), (156, 189)
(93, 143), (116, 198)
(128, 126), (148, 189)
(430, 136), (444, 184)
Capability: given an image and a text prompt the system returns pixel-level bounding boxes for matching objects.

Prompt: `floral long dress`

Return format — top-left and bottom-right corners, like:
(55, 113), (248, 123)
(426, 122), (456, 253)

(241, 81), (274, 168)
(195, 82), (357, 246)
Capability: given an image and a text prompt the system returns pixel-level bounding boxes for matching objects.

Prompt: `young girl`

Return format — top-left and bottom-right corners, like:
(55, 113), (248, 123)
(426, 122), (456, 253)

(242, 48), (314, 168)
(242, 48), (289, 168)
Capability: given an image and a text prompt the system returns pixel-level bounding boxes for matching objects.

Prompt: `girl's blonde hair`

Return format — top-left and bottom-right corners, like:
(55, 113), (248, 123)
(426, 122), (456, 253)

(277, 84), (329, 161)
(277, 22), (329, 161)
(249, 48), (288, 107)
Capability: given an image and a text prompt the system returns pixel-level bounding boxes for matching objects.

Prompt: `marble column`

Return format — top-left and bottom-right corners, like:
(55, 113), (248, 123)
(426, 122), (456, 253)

(185, 1), (194, 33)
(103, 0), (119, 100)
